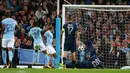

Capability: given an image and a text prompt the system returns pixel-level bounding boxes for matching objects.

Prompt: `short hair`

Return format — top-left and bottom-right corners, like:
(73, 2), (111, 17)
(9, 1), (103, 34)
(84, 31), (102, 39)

(33, 21), (38, 27)
(67, 15), (72, 21)
(5, 10), (11, 17)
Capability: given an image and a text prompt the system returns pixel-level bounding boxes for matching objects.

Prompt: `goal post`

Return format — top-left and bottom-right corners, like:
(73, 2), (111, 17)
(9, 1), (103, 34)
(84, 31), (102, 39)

(62, 5), (130, 68)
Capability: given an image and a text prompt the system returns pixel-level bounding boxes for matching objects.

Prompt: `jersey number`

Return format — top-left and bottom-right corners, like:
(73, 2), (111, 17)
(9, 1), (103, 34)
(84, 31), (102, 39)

(92, 58), (100, 67)
(33, 31), (39, 39)
(5, 24), (13, 32)
(67, 24), (73, 34)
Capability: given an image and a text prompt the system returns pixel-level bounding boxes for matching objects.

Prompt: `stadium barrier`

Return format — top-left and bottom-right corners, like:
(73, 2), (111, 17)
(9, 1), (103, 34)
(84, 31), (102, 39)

(0, 49), (45, 68)
(19, 49), (45, 64)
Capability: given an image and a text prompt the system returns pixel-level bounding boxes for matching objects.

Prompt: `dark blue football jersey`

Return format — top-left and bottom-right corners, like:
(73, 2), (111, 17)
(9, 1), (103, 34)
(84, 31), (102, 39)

(80, 40), (102, 68)
(63, 22), (77, 41)
(80, 55), (102, 68)
(85, 40), (97, 57)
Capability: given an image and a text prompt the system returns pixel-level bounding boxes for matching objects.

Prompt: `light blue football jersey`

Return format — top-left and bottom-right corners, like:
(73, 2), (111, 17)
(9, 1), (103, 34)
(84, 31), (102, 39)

(29, 27), (43, 44)
(44, 30), (53, 46)
(1, 18), (17, 39)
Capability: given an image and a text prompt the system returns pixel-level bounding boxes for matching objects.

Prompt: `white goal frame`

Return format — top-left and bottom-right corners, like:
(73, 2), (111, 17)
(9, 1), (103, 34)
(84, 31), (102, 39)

(61, 5), (130, 65)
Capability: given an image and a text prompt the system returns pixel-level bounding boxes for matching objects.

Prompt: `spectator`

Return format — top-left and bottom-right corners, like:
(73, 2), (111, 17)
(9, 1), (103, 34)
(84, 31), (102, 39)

(12, 38), (21, 67)
(84, 0), (93, 5)
(26, 19), (34, 33)
(0, 0), (129, 68)
(0, 24), (2, 64)
(20, 37), (27, 49)
(97, 0), (104, 5)
(46, 0), (56, 15)
(10, 7), (15, 16)
(35, 3), (48, 20)
(0, 5), (5, 18)
(106, 0), (111, 5)
(25, 40), (33, 49)
(38, 15), (47, 29)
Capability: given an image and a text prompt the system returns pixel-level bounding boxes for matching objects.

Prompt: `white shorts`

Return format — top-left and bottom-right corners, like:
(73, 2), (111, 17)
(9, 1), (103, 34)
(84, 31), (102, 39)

(2, 38), (15, 48)
(34, 43), (46, 51)
(47, 46), (56, 54)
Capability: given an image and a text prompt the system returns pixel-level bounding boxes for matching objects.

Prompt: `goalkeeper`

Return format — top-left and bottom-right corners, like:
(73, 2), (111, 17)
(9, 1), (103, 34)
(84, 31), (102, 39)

(66, 40), (103, 68)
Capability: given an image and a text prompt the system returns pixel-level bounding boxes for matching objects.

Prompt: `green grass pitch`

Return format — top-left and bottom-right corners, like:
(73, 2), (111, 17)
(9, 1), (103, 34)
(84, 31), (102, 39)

(0, 69), (130, 73)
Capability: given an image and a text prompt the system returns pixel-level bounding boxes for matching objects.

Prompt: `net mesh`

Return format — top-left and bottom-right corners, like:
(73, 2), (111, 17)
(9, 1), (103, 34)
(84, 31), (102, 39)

(63, 6), (130, 68)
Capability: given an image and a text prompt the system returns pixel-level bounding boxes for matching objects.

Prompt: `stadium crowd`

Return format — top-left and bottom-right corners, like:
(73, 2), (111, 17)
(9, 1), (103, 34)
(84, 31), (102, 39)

(0, 0), (130, 68)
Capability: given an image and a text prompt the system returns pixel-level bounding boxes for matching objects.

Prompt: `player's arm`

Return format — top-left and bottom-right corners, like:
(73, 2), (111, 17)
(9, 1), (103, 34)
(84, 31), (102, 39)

(61, 28), (65, 34)
(1, 24), (5, 34)
(61, 23), (66, 36)
(43, 30), (48, 44)
(76, 31), (80, 41)
(15, 24), (20, 35)
(16, 24), (20, 30)
(42, 25), (52, 33)
(43, 35), (46, 44)
(28, 32), (33, 41)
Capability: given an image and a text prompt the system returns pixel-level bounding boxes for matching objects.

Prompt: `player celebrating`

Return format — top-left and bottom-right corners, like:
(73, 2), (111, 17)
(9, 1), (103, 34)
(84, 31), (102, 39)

(44, 24), (57, 68)
(29, 21), (51, 68)
(1, 12), (18, 68)
(62, 16), (79, 69)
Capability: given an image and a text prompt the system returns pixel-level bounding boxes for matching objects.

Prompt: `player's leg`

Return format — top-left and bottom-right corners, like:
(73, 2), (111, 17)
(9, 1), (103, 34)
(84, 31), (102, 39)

(32, 50), (39, 65)
(33, 44), (40, 65)
(71, 52), (76, 68)
(51, 53), (57, 68)
(63, 42), (69, 66)
(1, 39), (7, 68)
(40, 43), (51, 68)
(48, 46), (57, 68)
(70, 41), (77, 68)
(7, 47), (13, 68)
(7, 38), (15, 68)
(63, 51), (68, 65)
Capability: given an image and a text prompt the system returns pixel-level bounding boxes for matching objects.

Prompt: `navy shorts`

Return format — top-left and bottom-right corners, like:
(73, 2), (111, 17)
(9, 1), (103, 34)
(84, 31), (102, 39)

(64, 41), (76, 52)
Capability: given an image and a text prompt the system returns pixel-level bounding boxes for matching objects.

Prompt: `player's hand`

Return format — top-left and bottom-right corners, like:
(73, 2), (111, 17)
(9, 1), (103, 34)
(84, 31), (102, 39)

(43, 2), (47, 8)
(20, 48), (22, 50)
(47, 25), (52, 29)
(0, 34), (2, 39)
(62, 28), (65, 32)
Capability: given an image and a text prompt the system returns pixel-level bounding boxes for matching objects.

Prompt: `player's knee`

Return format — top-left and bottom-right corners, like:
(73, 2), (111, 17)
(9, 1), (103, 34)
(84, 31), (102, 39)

(8, 47), (12, 51)
(42, 50), (47, 54)
(2, 48), (6, 50)
(35, 50), (38, 53)
(53, 53), (57, 58)
(71, 51), (76, 55)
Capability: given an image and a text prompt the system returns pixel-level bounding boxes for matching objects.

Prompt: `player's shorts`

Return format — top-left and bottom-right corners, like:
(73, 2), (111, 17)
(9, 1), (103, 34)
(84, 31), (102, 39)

(64, 41), (76, 52)
(47, 46), (56, 54)
(34, 43), (46, 51)
(2, 38), (15, 48)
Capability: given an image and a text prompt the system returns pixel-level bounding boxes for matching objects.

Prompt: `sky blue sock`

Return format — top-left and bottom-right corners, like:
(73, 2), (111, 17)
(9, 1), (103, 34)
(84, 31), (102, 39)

(33, 51), (38, 63)
(8, 50), (13, 62)
(44, 54), (49, 66)
(51, 57), (57, 67)
(2, 50), (7, 65)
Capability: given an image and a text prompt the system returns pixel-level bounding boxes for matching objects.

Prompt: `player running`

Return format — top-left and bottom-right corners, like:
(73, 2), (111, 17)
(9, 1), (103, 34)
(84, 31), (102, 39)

(29, 21), (51, 68)
(44, 24), (57, 68)
(1, 13), (18, 68)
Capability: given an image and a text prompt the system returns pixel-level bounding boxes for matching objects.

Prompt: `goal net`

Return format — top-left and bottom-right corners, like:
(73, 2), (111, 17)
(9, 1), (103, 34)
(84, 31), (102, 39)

(62, 5), (130, 68)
